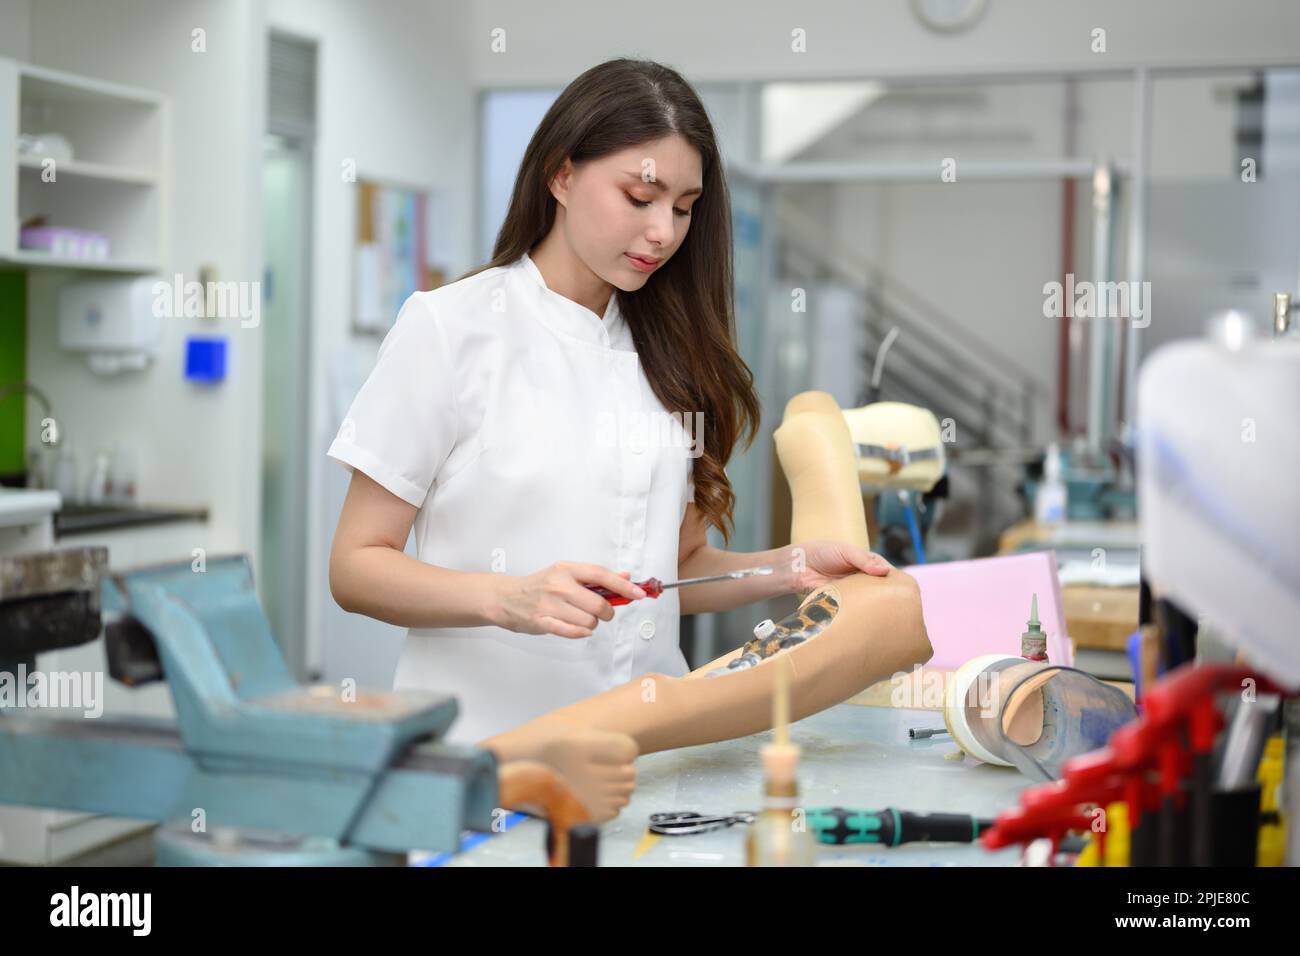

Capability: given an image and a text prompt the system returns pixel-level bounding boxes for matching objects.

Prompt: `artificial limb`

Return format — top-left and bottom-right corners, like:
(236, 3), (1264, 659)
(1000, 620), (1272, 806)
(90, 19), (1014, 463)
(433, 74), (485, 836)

(484, 391), (934, 822)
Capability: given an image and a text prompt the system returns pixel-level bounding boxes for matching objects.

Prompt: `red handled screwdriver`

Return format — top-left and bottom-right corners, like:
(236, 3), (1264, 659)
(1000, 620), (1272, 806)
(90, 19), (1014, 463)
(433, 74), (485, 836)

(586, 566), (774, 606)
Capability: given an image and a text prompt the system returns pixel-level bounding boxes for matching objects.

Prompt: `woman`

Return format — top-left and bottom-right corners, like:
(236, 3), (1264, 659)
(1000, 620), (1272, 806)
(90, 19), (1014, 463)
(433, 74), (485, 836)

(328, 58), (889, 747)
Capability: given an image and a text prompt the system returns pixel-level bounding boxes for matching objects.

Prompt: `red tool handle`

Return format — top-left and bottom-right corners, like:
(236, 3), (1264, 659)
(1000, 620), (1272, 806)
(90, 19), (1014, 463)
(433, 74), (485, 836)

(586, 578), (663, 606)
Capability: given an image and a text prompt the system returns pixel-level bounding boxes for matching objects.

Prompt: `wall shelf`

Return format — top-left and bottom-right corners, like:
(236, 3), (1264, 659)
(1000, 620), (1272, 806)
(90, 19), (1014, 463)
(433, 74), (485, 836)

(0, 57), (169, 275)
(17, 155), (158, 187)
(0, 250), (159, 274)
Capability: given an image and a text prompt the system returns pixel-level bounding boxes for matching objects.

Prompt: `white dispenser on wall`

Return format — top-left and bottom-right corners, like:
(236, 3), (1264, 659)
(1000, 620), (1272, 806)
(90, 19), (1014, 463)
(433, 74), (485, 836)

(57, 276), (163, 375)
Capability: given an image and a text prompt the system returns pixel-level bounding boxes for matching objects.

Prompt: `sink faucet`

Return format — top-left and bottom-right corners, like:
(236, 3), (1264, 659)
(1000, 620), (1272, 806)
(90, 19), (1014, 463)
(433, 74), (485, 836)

(0, 382), (60, 448)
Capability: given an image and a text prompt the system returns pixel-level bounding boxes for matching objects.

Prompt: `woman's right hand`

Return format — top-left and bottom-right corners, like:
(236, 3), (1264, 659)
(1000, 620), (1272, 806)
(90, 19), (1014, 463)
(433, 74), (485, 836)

(490, 561), (647, 639)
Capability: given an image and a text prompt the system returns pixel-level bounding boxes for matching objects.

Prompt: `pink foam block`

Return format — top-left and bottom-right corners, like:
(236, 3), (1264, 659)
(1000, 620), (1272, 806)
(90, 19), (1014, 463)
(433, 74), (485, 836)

(902, 551), (1072, 668)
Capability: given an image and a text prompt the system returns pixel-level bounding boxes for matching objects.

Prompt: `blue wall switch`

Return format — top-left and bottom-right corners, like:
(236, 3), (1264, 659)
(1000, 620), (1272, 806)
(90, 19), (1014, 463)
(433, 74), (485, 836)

(185, 336), (227, 383)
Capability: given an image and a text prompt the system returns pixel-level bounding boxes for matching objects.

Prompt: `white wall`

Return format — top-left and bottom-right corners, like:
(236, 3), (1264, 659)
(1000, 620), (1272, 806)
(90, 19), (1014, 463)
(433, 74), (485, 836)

(268, 0), (477, 685)
(460, 2), (1299, 453)
(22, 0), (266, 565)
(467, 0), (1300, 86)
(0, 1), (30, 60)
(21, 0), (481, 688)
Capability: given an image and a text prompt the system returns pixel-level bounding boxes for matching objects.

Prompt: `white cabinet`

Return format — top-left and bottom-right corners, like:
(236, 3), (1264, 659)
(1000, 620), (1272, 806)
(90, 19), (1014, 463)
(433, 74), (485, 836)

(0, 57), (169, 274)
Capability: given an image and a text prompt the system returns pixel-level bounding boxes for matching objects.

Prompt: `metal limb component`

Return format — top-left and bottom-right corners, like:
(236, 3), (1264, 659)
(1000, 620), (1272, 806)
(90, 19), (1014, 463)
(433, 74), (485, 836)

(704, 592), (840, 678)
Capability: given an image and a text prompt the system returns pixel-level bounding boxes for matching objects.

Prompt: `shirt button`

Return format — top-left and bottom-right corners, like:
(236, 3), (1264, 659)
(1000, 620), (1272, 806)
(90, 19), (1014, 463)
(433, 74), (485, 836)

(639, 619), (655, 640)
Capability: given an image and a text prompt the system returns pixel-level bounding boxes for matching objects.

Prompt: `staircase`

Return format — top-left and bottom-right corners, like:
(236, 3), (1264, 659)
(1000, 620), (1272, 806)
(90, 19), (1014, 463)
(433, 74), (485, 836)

(774, 197), (1049, 554)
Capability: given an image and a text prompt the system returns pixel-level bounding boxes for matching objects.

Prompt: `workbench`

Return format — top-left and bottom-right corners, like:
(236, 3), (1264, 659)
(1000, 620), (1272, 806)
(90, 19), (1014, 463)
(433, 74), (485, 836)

(444, 701), (1033, 866)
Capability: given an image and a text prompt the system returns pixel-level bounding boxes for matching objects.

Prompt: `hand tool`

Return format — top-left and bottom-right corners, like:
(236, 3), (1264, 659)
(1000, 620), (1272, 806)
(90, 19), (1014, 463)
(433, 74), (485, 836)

(648, 811), (757, 835)
(649, 806), (993, 845)
(807, 807), (994, 846)
(587, 565), (773, 606)
(908, 727), (949, 739)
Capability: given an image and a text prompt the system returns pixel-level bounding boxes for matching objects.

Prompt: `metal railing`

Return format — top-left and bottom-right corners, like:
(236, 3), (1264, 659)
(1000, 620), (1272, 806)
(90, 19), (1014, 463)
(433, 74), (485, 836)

(774, 199), (1046, 550)
(775, 196), (1044, 457)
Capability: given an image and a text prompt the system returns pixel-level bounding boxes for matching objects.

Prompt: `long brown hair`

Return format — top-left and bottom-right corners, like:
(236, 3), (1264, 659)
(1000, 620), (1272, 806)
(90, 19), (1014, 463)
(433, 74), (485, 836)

(462, 58), (760, 543)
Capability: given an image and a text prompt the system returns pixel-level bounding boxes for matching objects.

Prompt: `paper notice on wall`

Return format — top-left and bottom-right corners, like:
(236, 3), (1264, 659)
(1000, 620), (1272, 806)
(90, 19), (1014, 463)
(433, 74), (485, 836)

(354, 242), (384, 332)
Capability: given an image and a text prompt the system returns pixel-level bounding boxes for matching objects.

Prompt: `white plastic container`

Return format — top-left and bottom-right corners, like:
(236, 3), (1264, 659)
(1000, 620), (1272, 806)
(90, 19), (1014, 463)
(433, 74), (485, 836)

(1137, 329), (1300, 685)
(57, 277), (162, 373)
(1034, 443), (1068, 524)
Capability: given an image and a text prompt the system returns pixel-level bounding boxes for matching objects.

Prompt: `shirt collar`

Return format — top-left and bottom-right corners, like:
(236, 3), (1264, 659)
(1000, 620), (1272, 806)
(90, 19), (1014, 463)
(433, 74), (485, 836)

(516, 252), (631, 351)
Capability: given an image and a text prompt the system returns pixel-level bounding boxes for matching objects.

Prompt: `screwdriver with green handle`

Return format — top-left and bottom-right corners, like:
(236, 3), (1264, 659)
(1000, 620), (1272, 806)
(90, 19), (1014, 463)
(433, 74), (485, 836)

(586, 566), (774, 606)
(648, 805), (994, 844)
(806, 807), (994, 846)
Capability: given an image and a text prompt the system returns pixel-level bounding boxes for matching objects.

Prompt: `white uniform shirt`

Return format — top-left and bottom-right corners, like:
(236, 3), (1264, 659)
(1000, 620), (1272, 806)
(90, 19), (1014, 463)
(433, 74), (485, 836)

(328, 252), (694, 744)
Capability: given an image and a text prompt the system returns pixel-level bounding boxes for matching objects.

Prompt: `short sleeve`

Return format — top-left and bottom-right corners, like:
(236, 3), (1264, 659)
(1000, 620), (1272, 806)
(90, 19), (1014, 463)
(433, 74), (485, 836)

(327, 294), (458, 507)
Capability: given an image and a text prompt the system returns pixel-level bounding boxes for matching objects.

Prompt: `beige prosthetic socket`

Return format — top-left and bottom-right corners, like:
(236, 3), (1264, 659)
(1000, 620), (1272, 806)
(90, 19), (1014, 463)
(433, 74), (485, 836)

(481, 390), (933, 819)
(841, 401), (946, 493)
(774, 391), (871, 549)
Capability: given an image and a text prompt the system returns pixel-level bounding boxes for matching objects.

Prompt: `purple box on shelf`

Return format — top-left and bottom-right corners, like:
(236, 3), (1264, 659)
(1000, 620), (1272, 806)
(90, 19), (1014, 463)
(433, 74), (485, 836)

(19, 226), (111, 260)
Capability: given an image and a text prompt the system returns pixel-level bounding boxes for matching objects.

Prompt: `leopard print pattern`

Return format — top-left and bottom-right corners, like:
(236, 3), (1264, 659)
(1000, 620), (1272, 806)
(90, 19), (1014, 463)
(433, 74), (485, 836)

(704, 590), (840, 677)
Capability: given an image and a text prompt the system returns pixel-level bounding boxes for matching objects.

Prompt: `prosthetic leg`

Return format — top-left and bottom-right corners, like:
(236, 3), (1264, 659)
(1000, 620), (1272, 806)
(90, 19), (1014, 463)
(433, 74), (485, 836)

(842, 399), (948, 565)
(484, 391), (934, 821)
(776, 390), (872, 550)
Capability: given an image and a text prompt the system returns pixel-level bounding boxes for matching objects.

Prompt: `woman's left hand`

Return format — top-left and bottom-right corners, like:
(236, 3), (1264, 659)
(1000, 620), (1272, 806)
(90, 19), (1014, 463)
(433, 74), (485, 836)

(788, 540), (893, 594)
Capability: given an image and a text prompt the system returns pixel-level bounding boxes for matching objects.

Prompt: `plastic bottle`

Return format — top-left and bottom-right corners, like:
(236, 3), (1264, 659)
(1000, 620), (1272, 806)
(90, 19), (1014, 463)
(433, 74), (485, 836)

(1020, 593), (1048, 661)
(25, 445), (48, 490)
(745, 741), (820, 866)
(85, 448), (111, 505)
(53, 441), (79, 504)
(745, 657), (819, 866)
(110, 445), (138, 505)
(1034, 443), (1068, 525)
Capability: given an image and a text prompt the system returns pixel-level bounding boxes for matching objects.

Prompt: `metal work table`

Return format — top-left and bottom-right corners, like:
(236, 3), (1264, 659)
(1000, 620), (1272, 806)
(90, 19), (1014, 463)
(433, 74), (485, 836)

(445, 702), (1034, 866)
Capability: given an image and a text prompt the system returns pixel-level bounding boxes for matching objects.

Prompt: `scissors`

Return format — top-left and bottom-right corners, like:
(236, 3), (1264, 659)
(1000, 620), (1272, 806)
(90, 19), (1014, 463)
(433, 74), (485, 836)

(648, 811), (757, 836)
